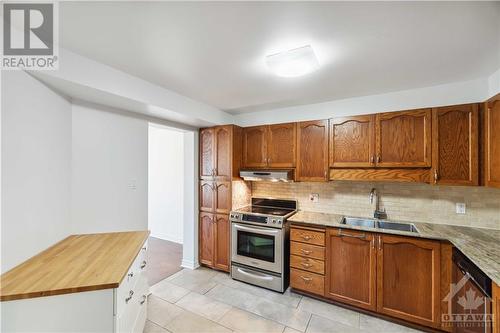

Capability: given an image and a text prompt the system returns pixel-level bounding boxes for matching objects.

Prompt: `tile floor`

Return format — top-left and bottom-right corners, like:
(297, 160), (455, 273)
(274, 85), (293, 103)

(145, 267), (424, 333)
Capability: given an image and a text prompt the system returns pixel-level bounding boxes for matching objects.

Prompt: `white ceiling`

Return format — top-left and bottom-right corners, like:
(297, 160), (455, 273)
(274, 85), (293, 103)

(60, 2), (500, 115)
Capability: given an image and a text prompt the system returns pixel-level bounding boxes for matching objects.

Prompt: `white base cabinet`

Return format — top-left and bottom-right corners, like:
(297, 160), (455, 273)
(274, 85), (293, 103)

(1, 243), (149, 333)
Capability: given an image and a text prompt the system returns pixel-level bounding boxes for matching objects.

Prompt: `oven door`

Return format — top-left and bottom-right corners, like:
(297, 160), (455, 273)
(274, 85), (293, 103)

(231, 222), (283, 274)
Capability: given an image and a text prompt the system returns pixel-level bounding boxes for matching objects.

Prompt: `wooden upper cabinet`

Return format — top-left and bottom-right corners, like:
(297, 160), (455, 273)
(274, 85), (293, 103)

(432, 104), (478, 186)
(199, 212), (215, 267)
(325, 228), (377, 311)
(377, 235), (441, 329)
(375, 109), (432, 168)
(267, 123), (296, 168)
(214, 126), (232, 179)
(214, 214), (230, 271)
(486, 98), (500, 188)
(200, 128), (215, 178)
(330, 116), (375, 168)
(297, 120), (329, 181)
(243, 126), (268, 167)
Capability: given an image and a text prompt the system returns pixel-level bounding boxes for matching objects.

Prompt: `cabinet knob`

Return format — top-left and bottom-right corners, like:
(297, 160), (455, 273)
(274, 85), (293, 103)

(301, 262), (312, 268)
(127, 272), (134, 278)
(300, 249), (312, 255)
(301, 235), (312, 241)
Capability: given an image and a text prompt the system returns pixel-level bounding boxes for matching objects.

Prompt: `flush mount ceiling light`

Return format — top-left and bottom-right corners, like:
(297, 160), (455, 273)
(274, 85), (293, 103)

(266, 45), (320, 78)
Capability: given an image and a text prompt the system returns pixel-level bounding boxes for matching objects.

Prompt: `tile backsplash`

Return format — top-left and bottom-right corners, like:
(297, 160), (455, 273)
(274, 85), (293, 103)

(251, 181), (500, 230)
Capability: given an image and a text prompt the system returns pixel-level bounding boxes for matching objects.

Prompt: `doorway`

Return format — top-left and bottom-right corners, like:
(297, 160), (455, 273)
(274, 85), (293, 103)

(147, 123), (198, 285)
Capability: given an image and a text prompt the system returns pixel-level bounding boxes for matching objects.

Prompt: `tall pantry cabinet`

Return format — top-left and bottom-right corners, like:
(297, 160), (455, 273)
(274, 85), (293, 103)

(199, 125), (247, 272)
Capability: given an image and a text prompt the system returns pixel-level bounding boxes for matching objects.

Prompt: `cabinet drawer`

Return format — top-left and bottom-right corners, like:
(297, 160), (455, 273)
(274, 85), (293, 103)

(291, 241), (325, 260)
(290, 255), (324, 275)
(291, 268), (324, 296)
(291, 228), (325, 246)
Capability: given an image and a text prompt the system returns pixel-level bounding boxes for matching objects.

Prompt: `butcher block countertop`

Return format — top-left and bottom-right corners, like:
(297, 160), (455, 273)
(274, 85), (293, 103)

(0, 231), (149, 302)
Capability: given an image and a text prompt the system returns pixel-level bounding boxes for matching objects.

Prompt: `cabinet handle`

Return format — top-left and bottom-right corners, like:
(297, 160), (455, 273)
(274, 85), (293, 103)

(300, 249), (312, 255)
(371, 238), (375, 249)
(214, 168), (218, 176)
(377, 155), (381, 163)
(378, 236), (382, 251)
(434, 169), (438, 184)
(324, 170), (327, 178)
(140, 260), (147, 269)
(338, 229), (366, 239)
(300, 276), (313, 283)
(301, 262), (313, 268)
(141, 247), (147, 251)
(125, 290), (134, 303)
(127, 272), (134, 278)
(370, 156), (375, 163)
(140, 295), (147, 305)
(301, 235), (312, 241)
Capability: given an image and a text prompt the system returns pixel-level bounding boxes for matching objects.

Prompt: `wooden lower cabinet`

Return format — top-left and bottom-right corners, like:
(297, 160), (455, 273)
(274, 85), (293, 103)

(325, 228), (377, 311)
(377, 234), (441, 329)
(305, 227), (443, 330)
(214, 214), (230, 271)
(291, 268), (324, 296)
(199, 212), (215, 267)
(493, 282), (500, 333)
(199, 212), (230, 272)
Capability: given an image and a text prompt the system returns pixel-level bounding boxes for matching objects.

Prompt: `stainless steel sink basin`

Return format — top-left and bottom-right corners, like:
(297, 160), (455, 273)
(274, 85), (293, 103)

(342, 217), (377, 228)
(377, 221), (419, 233)
(341, 217), (419, 233)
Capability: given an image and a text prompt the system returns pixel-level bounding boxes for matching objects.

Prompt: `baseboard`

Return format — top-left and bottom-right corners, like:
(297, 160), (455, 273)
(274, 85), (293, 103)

(181, 259), (199, 270)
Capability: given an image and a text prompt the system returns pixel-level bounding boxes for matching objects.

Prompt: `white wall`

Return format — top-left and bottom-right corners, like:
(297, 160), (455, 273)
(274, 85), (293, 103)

(148, 124), (184, 243)
(1, 71), (72, 273)
(234, 77), (489, 126)
(71, 102), (148, 234)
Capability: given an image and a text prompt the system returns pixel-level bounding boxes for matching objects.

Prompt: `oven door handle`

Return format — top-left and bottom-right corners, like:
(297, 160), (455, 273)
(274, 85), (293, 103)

(236, 267), (274, 281)
(233, 223), (280, 236)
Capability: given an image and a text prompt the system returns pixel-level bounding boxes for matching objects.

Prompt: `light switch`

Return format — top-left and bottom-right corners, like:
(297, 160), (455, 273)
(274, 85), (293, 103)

(456, 203), (466, 214)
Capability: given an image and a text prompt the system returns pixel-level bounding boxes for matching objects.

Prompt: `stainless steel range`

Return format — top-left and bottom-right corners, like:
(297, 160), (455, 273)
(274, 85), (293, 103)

(230, 198), (297, 292)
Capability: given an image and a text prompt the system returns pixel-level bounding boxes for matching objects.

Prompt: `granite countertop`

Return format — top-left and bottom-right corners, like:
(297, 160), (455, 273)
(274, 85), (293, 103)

(289, 211), (500, 286)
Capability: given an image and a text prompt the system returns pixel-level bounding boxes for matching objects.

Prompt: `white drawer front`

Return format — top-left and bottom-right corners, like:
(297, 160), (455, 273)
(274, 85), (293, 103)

(116, 273), (149, 333)
(115, 243), (148, 318)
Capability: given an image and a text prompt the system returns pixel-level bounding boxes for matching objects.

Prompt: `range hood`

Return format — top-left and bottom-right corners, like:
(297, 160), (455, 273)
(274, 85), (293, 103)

(240, 169), (294, 182)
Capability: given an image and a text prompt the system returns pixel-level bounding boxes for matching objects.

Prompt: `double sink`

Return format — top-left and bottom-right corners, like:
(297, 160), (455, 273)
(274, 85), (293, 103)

(341, 217), (419, 233)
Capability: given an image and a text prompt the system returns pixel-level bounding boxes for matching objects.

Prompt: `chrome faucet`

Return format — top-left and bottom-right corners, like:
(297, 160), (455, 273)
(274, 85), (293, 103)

(370, 188), (387, 219)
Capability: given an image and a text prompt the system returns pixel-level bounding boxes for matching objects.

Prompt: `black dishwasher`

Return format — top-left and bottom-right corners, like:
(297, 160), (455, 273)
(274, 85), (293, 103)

(451, 248), (492, 333)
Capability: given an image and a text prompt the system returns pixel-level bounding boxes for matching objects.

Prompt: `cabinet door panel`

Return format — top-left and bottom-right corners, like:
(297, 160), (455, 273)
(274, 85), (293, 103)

(243, 126), (268, 167)
(432, 104), (478, 186)
(199, 181), (215, 212)
(330, 116), (375, 167)
(297, 120), (329, 181)
(325, 228), (377, 311)
(214, 214), (230, 272)
(377, 235), (440, 328)
(200, 128), (215, 178)
(268, 123), (296, 168)
(215, 181), (231, 214)
(376, 109), (432, 167)
(486, 99), (500, 188)
(215, 126), (232, 180)
(199, 213), (215, 267)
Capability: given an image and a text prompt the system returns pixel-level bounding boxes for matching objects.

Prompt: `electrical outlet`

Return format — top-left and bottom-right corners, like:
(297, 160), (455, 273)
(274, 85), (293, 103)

(309, 193), (319, 203)
(456, 203), (466, 214)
